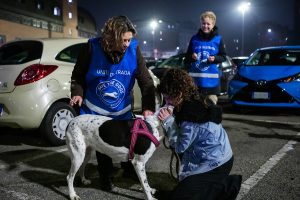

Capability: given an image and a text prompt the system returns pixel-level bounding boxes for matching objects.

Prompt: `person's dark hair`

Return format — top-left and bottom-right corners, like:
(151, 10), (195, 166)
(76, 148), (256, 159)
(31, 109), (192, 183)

(159, 69), (222, 124)
(158, 69), (198, 102)
(101, 15), (136, 53)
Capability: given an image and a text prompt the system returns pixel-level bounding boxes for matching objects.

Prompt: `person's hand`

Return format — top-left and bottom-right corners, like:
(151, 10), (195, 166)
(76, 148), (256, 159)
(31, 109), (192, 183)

(142, 110), (154, 118)
(192, 53), (198, 60)
(208, 56), (215, 63)
(158, 107), (173, 121)
(69, 95), (83, 107)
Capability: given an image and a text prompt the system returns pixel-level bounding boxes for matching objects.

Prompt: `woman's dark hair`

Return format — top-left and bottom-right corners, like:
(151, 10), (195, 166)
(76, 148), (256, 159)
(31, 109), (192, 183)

(158, 69), (199, 102)
(101, 15), (136, 53)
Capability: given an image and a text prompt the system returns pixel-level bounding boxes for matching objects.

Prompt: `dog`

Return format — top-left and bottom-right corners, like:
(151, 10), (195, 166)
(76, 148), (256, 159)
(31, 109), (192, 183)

(65, 113), (162, 200)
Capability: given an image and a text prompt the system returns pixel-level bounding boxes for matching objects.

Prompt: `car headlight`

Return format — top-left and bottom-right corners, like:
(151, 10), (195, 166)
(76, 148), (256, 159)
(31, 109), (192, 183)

(281, 73), (300, 83)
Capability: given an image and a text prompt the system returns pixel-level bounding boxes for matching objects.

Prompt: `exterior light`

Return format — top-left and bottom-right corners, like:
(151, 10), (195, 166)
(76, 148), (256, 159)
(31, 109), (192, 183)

(238, 2), (251, 56)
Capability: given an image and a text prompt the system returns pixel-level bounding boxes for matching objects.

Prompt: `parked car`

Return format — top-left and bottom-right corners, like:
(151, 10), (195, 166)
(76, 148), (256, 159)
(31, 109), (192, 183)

(144, 57), (157, 68)
(151, 53), (236, 95)
(0, 38), (159, 145)
(228, 46), (300, 108)
(145, 57), (167, 69)
(231, 56), (249, 67)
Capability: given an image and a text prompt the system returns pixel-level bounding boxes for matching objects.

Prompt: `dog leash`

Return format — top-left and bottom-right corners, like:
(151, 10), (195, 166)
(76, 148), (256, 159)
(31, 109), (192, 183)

(129, 118), (160, 160)
(163, 137), (181, 181)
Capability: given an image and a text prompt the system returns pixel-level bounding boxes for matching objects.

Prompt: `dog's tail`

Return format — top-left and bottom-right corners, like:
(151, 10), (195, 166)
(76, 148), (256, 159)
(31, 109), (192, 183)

(65, 120), (72, 139)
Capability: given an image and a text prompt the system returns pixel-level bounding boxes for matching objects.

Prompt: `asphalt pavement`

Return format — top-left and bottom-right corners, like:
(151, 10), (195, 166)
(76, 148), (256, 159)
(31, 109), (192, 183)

(0, 98), (299, 200)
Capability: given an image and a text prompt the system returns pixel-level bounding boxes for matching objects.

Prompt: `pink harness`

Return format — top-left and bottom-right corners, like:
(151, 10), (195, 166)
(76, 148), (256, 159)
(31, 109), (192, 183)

(129, 118), (160, 160)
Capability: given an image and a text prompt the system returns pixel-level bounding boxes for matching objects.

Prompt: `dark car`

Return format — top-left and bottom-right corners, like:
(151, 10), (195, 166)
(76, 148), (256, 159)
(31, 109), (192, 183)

(144, 57), (157, 68)
(145, 57), (167, 68)
(151, 53), (236, 95)
(228, 46), (300, 108)
(232, 56), (249, 67)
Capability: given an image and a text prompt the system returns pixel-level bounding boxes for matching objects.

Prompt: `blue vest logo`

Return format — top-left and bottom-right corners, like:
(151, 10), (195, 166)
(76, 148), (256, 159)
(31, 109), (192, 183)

(96, 79), (125, 108)
(195, 50), (210, 71)
(197, 50), (210, 61)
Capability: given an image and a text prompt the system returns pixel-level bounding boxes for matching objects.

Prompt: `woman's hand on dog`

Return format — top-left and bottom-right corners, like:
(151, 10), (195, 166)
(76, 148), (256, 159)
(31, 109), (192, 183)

(69, 95), (83, 107)
(158, 107), (173, 122)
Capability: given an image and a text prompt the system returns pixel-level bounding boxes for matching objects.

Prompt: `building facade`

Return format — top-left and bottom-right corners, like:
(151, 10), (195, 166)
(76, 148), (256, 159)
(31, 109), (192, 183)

(0, 0), (97, 45)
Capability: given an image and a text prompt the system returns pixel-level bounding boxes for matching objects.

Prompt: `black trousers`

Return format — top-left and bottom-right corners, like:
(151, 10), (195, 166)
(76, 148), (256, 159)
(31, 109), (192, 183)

(95, 151), (135, 180)
(96, 151), (113, 180)
(169, 156), (242, 200)
(95, 112), (136, 180)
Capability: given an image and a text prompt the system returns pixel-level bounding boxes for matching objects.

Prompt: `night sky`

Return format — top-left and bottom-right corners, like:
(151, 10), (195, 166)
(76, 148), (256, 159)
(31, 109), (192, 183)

(78, 0), (294, 29)
(78, 0), (295, 55)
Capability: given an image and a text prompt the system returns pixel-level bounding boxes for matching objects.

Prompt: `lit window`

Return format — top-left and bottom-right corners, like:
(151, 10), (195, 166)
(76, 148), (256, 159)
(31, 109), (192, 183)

(68, 12), (73, 19)
(53, 6), (61, 16)
(37, 3), (44, 10)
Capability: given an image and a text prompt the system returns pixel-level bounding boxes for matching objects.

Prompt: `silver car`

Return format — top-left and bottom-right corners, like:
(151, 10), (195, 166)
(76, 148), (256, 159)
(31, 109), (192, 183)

(0, 38), (159, 145)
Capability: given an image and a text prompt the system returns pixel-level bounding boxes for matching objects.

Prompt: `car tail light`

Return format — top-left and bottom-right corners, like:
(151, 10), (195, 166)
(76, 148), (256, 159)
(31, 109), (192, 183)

(14, 64), (58, 86)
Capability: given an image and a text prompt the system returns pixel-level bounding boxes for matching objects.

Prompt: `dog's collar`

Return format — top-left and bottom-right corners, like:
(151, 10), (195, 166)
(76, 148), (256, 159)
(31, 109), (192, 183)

(129, 118), (160, 160)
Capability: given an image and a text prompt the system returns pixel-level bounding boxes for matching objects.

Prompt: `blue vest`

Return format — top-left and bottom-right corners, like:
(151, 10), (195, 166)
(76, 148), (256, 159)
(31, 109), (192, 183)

(80, 37), (138, 120)
(188, 35), (221, 88)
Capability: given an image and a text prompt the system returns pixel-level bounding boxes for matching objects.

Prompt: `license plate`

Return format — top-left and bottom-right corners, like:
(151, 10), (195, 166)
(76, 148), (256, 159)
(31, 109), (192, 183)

(0, 104), (3, 116)
(252, 92), (270, 99)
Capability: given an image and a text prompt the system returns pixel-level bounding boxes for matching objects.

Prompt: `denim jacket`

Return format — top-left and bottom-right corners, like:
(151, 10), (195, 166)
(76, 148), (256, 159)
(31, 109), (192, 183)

(161, 115), (233, 181)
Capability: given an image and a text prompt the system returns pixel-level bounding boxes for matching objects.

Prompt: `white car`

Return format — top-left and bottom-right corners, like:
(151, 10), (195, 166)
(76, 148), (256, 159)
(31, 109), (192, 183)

(0, 38), (159, 146)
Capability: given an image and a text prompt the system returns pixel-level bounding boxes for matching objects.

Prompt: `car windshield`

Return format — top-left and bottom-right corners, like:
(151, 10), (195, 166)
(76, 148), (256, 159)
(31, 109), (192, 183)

(245, 49), (300, 66)
(0, 41), (42, 65)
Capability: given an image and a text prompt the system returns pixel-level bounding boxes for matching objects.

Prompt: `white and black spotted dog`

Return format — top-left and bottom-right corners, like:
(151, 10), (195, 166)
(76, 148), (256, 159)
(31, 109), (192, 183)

(65, 113), (163, 200)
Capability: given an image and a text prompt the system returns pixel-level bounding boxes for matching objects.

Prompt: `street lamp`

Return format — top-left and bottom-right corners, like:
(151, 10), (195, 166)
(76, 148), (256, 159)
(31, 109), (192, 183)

(149, 19), (158, 57)
(238, 2), (251, 56)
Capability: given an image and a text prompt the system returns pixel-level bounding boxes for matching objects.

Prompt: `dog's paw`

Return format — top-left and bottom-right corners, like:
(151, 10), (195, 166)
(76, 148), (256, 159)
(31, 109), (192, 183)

(70, 194), (81, 200)
(81, 178), (91, 185)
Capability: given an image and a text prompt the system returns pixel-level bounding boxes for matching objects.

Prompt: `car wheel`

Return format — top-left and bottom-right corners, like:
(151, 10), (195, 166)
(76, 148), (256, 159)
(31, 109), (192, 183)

(40, 102), (77, 146)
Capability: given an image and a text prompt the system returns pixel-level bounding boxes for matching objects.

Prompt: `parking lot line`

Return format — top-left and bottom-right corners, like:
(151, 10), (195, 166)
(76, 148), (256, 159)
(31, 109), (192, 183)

(17, 148), (68, 165)
(237, 132), (300, 199)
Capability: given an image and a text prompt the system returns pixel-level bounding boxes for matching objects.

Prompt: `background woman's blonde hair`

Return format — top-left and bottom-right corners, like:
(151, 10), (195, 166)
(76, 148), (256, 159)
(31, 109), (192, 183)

(200, 11), (217, 25)
(101, 16), (136, 53)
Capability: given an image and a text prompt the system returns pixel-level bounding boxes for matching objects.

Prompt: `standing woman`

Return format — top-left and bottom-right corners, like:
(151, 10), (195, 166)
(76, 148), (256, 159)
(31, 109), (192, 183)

(69, 15), (156, 191)
(184, 11), (227, 104)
